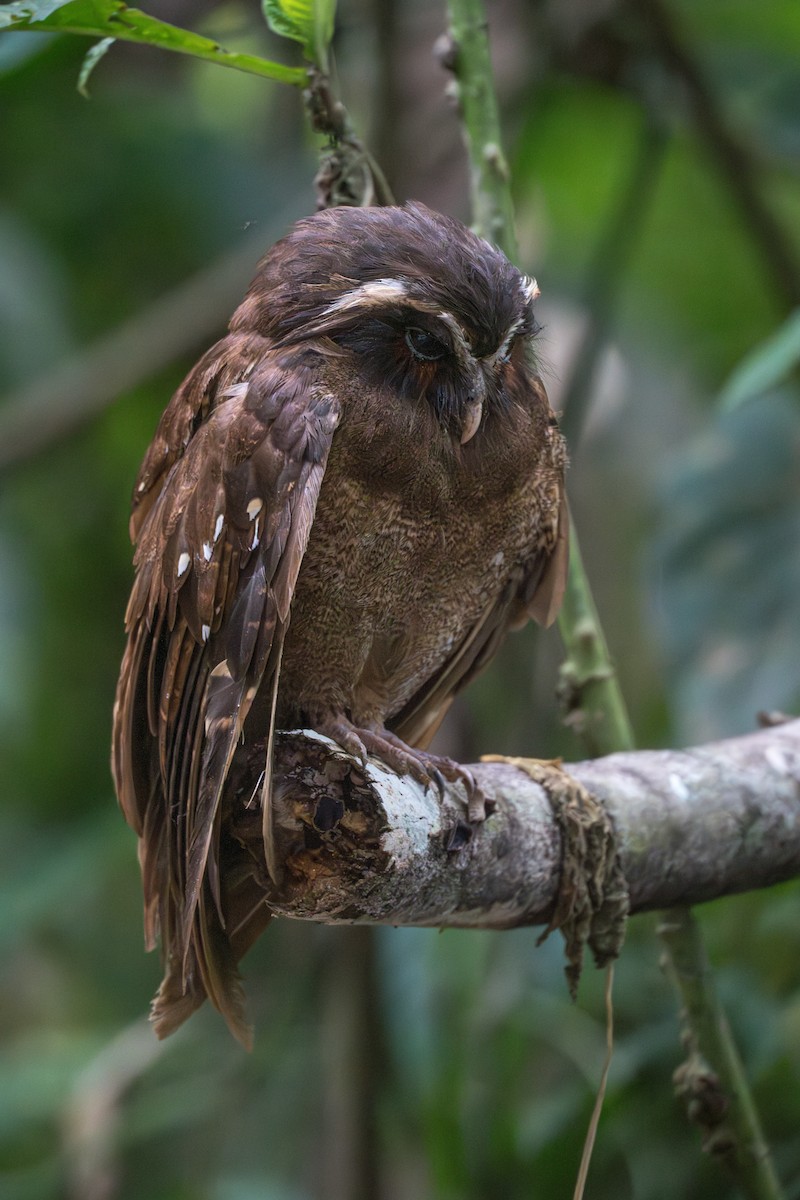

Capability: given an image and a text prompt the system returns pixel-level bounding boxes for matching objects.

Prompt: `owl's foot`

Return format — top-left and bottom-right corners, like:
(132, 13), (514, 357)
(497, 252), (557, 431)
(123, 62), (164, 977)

(318, 716), (486, 822)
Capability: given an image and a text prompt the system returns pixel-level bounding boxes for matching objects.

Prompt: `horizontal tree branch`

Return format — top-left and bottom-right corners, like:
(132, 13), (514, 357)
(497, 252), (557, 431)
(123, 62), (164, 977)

(231, 719), (800, 929)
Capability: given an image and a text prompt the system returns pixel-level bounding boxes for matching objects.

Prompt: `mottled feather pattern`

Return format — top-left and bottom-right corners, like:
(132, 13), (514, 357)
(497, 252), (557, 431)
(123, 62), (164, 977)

(113, 335), (340, 1044)
(112, 202), (567, 1044)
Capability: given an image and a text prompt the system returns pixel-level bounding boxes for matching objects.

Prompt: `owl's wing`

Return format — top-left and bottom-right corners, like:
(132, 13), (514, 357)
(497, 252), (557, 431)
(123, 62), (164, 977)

(392, 488), (569, 750)
(112, 335), (340, 1045)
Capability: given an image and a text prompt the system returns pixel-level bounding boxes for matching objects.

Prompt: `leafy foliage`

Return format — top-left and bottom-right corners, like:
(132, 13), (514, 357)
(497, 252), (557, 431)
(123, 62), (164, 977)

(262, 0), (337, 68)
(0, 1), (307, 84)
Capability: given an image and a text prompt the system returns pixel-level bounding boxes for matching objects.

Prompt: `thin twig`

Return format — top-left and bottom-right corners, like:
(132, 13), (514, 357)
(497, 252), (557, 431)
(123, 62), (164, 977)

(305, 66), (395, 209)
(659, 908), (785, 1200)
(443, 0), (518, 253)
(557, 532), (635, 757)
(573, 965), (615, 1200)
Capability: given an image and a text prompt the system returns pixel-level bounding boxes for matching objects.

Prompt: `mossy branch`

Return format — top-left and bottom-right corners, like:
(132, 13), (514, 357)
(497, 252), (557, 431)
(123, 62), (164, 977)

(242, 722), (800, 927)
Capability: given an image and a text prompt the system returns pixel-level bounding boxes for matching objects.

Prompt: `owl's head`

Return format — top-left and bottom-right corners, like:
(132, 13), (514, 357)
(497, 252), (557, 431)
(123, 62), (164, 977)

(232, 202), (544, 445)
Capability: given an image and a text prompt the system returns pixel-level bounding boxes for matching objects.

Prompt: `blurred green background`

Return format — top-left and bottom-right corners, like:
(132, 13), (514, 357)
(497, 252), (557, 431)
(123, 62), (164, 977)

(2, 1), (800, 1197)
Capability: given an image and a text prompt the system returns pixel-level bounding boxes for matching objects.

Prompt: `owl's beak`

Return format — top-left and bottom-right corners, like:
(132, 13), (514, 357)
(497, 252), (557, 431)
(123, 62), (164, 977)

(460, 397), (483, 444)
(460, 371), (486, 445)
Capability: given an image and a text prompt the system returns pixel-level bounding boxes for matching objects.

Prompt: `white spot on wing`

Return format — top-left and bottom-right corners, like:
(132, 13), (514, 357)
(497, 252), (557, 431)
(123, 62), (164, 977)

(247, 498), (263, 521)
(214, 514), (224, 542)
(201, 623), (210, 642)
(177, 552), (190, 578)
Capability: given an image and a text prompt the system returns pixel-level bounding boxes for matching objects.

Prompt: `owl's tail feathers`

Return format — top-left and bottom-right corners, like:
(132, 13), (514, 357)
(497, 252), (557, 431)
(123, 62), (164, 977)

(148, 845), (272, 1048)
(150, 960), (207, 1042)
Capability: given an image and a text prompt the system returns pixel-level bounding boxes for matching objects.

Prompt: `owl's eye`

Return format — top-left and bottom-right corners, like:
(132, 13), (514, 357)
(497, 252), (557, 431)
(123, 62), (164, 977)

(405, 326), (448, 361)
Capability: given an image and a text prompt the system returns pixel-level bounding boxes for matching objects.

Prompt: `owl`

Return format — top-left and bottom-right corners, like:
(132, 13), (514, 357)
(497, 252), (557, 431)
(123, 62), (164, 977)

(112, 202), (568, 1044)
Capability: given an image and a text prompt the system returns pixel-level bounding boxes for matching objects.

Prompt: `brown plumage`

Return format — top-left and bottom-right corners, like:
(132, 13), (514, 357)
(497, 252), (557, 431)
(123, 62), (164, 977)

(112, 202), (568, 1045)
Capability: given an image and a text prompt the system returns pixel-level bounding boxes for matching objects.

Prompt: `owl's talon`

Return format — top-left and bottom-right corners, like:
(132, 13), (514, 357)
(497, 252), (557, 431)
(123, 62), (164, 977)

(429, 767), (448, 800)
(319, 717), (486, 825)
(320, 719), (369, 768)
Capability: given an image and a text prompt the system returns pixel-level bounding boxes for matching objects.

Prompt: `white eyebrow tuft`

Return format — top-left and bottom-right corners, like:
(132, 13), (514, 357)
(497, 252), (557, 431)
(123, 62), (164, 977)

(521, 275), (540, 304)
(435, 310), (472, 363)
(489, 316), (524, 365)
(324, 278), (409, 315)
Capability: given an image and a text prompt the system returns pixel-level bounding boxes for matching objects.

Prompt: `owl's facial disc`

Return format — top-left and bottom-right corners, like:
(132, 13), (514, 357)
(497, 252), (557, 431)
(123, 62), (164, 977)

(306, 276), (535, 443)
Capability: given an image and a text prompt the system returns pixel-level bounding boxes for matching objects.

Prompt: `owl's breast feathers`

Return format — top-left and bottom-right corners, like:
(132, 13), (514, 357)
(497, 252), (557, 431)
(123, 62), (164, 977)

(280, 370), (566, 741)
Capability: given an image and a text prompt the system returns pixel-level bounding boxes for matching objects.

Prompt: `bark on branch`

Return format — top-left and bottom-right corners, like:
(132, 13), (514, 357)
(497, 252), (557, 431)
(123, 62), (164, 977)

(229, 719), (800, 929)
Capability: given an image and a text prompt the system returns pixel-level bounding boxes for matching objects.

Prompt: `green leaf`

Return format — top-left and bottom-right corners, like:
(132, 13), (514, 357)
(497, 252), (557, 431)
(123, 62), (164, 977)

(77, 33), (114, 96)
(719, 307), (800, 412)
(0, 0), (74, 22)
(262, 0), (336, 67)
(0, 0), (307, 85)
(262, 0), (312, 51)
